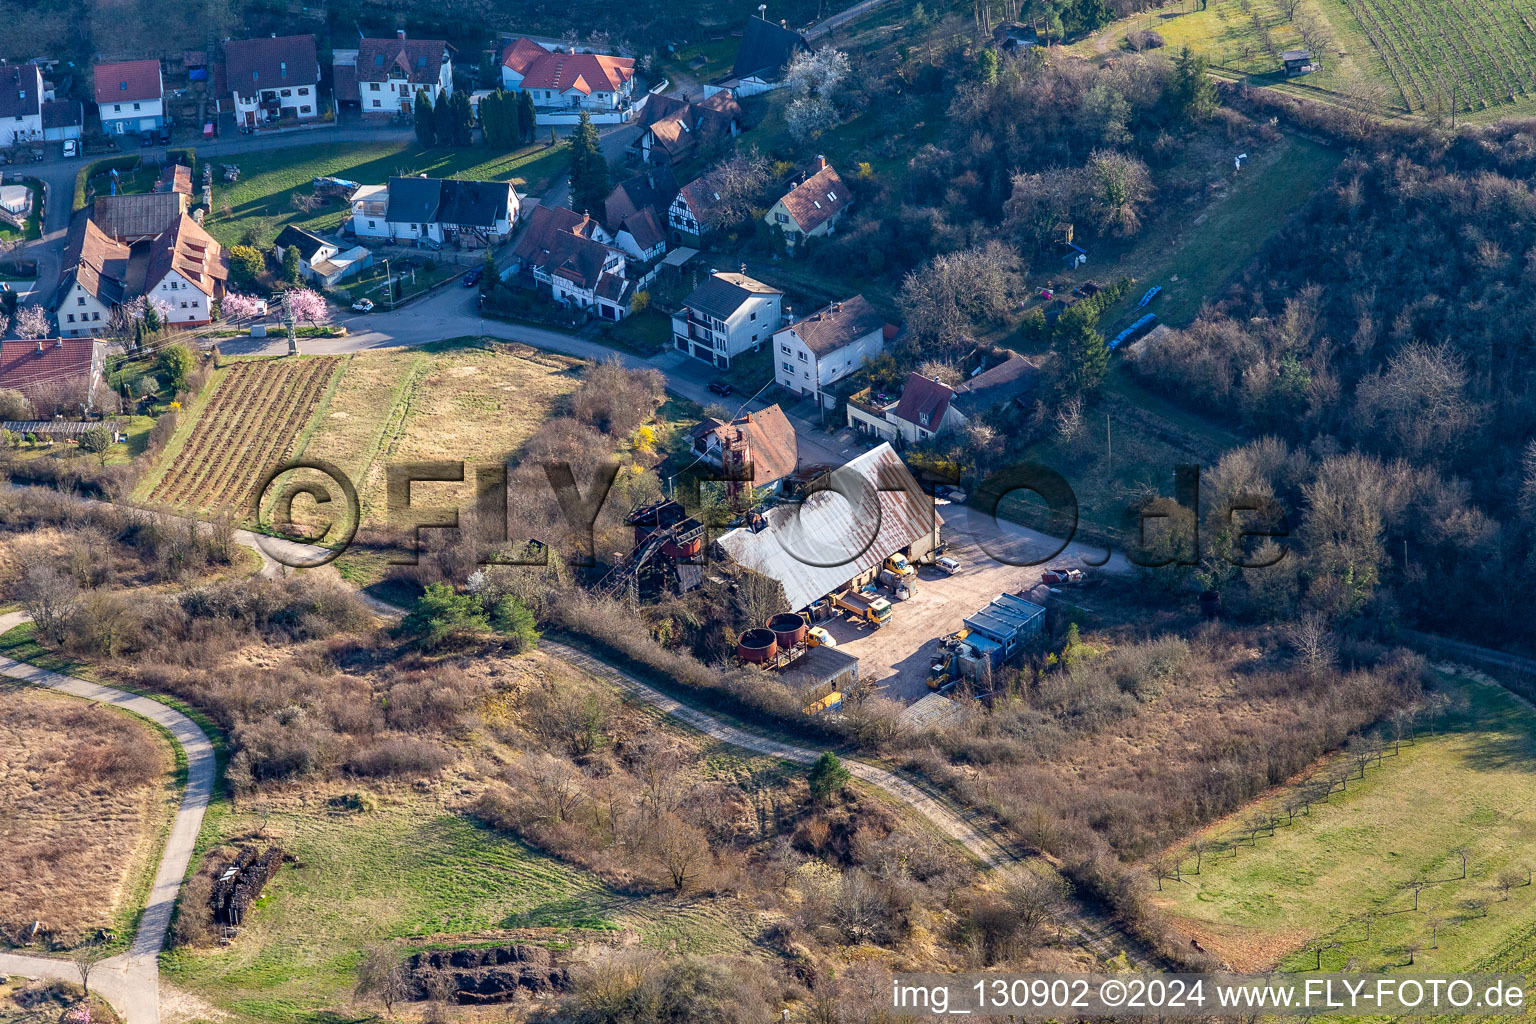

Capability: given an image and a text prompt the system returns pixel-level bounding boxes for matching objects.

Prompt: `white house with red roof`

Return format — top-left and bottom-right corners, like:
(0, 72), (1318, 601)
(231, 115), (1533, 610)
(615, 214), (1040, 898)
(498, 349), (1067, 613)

(143, 214), (230, 328)
(93, 59), (164, 134)
(499, 38), (635, 122)
(350, 32), (452, 114)
(0, 338), (107, 416)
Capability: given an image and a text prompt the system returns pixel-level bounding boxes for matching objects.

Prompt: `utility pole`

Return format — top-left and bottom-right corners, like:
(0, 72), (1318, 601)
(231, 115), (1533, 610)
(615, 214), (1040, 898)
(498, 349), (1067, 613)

(382, 257), (394, 311)
(1106, 414), (1112, 477)
(281, 292), (297, 356)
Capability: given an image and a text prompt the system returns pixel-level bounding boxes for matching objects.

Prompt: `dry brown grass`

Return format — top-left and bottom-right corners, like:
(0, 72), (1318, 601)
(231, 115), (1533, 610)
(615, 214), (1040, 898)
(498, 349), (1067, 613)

(297, 342), (583, 526)
(0, 683), (176, 947)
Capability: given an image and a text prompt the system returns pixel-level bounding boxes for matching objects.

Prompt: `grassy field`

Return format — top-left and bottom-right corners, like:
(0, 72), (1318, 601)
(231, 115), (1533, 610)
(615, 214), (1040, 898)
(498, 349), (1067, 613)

(203, 141), (567, 249)
(0, 682), (178, 952)
(1154, 670), (1536, 974)
(5, 415), (156, 467)
(1092, 134), (1340, 333)
(1100, 0), (1536, 118)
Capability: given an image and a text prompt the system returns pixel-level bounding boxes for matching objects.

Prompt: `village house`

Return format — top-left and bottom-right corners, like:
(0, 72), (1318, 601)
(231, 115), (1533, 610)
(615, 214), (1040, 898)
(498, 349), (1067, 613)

(772, 295), (887, 409)
(508, 204), (607, 273)
(345, 32), (452, 115)
(672, 270), (782, 369)
(275, 225), (372, 287)
(157, 163), (192, 197)
(0, 63), (44, 146)
(41, 100), (84, 143)
(51, 218), (129, 338)
(668, 176), (723, 245)
(612, 208), (666, 262)
(93, 59), (165, 135)
(604, 167), (677, 231)
(507, 205), (632, 319)
(687, 404), (798, 491)
(765, 158), (851, 252)
(500, 38), (635, 120)
(224, 34), (322, 127)
(714, 15), (809, 98)
(90, 191), (187, 244)
(846, 355), (1039, 445)
(142, 214), (230, 328)
(637, 93), (741, 165)
(0, 338), (107, 416)
(349, 176), (520, 245)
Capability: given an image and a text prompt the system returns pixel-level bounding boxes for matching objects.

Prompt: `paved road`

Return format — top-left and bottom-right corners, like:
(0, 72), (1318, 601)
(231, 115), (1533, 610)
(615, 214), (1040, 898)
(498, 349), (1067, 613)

(0, 610), (216, 1024)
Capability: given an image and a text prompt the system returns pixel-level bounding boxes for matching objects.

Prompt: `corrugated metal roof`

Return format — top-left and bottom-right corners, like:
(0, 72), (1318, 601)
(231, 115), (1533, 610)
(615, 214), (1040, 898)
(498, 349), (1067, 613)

(716, 443), (942, 611)
(899, 692), (963, 730)
(964, 592), (1045, 641)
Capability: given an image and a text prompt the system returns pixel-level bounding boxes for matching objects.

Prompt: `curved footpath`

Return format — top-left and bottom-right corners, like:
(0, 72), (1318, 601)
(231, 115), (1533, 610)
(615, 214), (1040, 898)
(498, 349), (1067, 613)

(0, 530), (1149, 1024)
(0, 611), (216, 1024)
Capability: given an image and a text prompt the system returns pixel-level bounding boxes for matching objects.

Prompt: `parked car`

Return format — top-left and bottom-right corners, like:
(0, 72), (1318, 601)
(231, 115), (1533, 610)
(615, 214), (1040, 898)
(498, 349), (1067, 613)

(139, 130), (156, 147)
(936, 555), (961, 575)
(461, 267), (484, 288)
(61, 139), (77, 158)
(156, 124), (172, 144)
(935, 484), (967, 503)
(351, 298), (374, 313)
(708, 380), (733, 396)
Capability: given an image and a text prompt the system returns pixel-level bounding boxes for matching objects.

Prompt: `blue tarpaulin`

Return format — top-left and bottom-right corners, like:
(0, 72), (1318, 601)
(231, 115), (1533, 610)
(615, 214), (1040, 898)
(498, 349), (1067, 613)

(1109, 313), (1157, 350)
(1137, 285), (1161, 308)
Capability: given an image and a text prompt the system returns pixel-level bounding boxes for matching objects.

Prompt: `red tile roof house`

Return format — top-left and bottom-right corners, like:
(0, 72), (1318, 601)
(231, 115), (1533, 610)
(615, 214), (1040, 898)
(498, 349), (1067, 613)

(351, 32), (453, 115)
(142, 214), (230, 328)
(93, 59), (165, 135)
(499, 37), (634, 121)
(0, 338), (108, 417)
(224, 33), (321, 127)
(765, 157), (852, 253)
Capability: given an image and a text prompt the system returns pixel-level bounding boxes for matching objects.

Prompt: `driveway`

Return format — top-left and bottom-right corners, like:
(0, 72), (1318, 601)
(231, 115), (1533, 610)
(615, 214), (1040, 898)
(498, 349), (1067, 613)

(0, 610), (216, 1024)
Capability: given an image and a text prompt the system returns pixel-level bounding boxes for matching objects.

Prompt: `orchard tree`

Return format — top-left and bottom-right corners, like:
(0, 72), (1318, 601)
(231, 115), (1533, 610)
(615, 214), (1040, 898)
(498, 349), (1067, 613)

(156, 343), (196, 392)
(284, 288), (330, 325)
(13, 304), (50, 339)
(220, 292), (263, 319)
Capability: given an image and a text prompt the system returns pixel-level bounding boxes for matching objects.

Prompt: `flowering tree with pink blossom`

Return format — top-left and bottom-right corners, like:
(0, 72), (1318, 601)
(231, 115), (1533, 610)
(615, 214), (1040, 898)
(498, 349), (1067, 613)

(13, 304), (50, 339)
(284, 288), (331, 325)
(220, 292), (264, 320)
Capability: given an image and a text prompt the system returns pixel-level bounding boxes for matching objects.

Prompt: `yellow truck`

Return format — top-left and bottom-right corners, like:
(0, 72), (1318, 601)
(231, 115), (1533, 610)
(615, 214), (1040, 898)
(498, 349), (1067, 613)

(833, 589), (893, 627)
(884, 553), (916, 579)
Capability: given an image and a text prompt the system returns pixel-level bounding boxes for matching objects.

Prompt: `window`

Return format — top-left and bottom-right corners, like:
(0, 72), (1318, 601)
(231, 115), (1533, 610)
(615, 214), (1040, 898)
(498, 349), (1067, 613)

(181, 301), (188, 309)
(775, 212), (788, 223)
(300, 106), (311, 114)
(368, 219), (376, 228)
(113, 103), (121, 112)
(782, 361), (793, 372)
(780, 344), (791, 354)
(132, 102), (140, 110)
(372, 99), (381, 108)
(802, 371), (810, 379)
(751, 334), (758, 342)
(66, 313), (75, 323)
(77, 296), (85, 306)
(797, 351), (807, 362)
(191, 300), (199, 308)
(92, 312), (100, 321)
(280, 88), (292, 97)
(749, 311), (756, 321)
(370, 82), (380, 91)
(298, 87), (308, 95)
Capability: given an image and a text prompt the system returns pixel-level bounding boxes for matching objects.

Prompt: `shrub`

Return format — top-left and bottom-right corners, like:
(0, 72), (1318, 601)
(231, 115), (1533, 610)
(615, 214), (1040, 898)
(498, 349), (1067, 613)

(400, 583), (489, 650)
(346, 739), (452, 778)
(492, 594), (539, 652)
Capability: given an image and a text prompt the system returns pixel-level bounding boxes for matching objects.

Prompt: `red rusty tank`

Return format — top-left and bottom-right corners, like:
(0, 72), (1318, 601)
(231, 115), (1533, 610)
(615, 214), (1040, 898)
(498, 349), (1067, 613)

(737, 628), (778, 664)
(768, 612), (808, 649)
(663, 534), (704, 559)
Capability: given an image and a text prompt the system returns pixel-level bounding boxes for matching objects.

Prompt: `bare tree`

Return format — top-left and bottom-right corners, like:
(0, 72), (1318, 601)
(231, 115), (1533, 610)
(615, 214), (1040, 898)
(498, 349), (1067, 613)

(71, 940), (104, 996)
(1189, 838), (1212, 874)
(1406, 880), (1429, 911)
(530, 754), (586, 823)
(1452, 846), (1470, 880)
(356, 944), (410, 1017)
(1003, 873), (1059, 952)
(1287, 613), (1339, 675)
(1276, 0), (1301, 19)
(1402, 941), (1422, 966)
(651, 812), (709, 892)
(1465, 897), (1490, 919)
(1426, 916), (1444, 948)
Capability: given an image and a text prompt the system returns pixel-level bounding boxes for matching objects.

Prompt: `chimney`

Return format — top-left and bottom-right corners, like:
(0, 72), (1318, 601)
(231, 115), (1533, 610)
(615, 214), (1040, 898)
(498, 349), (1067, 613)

(55, 338), (62, 348)
(397, 29), (407, 40)
(36, 340), (43, 353)
(832, 301), (841, 313)
(815, 154), (826, 171)
(739, 262), (746, 274)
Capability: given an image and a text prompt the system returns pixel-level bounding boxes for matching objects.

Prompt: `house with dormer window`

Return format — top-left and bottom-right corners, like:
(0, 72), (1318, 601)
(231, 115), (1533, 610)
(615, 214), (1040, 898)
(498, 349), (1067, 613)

(0, 63), (44, 146)
(349, 32), (452, 115)
(225, 34), (321, 127)
(93, 60), (164, 135)
(764, 157), (851, 253)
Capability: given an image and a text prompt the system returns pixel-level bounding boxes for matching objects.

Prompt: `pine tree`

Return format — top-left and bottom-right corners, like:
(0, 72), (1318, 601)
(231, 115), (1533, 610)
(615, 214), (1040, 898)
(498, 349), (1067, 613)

(433, 92), (455, 146)
(1052, 303), (1109, 396)
(413, 90), (435, 147)
(482, 90), (507, 147)
(568, 110), (609, 215)
(451, 91), (475, 146)
(808, 752), (850, 802)
(282, 244), (301, 285)
(1172, 46), (1217, 122)
(516, 91), (536, 143)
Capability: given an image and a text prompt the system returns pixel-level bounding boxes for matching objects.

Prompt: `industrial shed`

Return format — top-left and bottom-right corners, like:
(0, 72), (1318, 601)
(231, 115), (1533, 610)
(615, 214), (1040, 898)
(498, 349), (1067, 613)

(716, 443), (942, 612)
